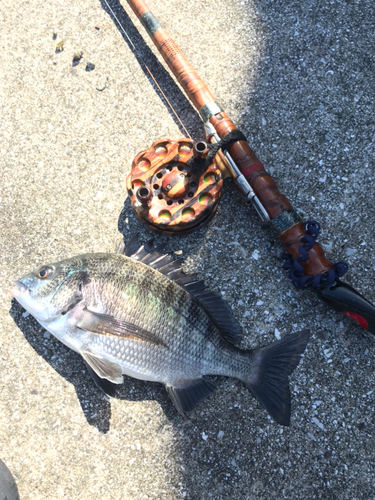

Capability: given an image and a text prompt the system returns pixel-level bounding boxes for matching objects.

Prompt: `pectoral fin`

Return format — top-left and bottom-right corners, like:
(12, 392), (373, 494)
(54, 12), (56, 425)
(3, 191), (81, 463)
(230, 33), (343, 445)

(78, 307), (168, 348)
(81, 351), (123, 384)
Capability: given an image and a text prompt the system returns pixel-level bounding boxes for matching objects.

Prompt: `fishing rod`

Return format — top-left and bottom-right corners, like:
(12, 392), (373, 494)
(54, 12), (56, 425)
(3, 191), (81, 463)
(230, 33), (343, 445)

(109, 0), (375, 335)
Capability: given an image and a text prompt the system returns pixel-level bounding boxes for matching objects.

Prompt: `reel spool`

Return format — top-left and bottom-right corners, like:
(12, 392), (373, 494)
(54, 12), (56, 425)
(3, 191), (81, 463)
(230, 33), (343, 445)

(126, 138), (223, 235)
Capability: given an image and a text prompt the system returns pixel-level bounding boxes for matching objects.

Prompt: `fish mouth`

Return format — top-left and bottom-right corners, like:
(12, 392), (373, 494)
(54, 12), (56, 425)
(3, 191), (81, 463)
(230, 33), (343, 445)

(9, 280), (30, 297)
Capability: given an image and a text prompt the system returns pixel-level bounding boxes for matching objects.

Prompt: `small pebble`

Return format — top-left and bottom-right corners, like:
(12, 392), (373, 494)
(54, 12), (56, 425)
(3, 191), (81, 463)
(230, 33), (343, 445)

(73, 51), (83, 62)
(346, 248), (357, 256)
(312, 417), (325, 430)
(55, 40), (64, 52)
(86, 62), (95, 72)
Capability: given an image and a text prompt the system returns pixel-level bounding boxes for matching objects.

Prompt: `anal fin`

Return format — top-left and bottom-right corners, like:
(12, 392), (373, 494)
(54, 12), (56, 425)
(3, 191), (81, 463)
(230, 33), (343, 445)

(166, 378), (217, 418)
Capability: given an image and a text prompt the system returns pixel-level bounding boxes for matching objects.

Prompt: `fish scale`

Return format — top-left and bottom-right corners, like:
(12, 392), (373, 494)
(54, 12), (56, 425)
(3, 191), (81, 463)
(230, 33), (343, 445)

(11, 241), (310, 425)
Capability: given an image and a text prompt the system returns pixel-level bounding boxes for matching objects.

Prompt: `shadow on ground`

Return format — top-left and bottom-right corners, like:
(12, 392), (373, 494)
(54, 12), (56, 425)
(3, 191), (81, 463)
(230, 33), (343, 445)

(0, 459), (20, 500)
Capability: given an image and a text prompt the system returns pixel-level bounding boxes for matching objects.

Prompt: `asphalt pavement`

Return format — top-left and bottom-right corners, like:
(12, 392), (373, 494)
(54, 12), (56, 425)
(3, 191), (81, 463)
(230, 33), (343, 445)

(0, 0), (374, 498)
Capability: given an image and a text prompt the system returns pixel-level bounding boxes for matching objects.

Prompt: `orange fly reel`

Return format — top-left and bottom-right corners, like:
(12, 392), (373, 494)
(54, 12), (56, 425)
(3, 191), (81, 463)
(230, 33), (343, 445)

(126, 138), (223, 235)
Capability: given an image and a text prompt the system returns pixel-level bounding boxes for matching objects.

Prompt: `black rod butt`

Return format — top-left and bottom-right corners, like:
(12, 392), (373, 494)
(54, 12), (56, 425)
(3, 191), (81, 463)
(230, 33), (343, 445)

(318, 279), (375, 334)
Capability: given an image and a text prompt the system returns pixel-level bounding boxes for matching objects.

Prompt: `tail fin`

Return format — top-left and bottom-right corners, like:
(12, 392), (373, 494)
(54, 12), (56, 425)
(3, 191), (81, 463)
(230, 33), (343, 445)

(243, 329), (310, 426)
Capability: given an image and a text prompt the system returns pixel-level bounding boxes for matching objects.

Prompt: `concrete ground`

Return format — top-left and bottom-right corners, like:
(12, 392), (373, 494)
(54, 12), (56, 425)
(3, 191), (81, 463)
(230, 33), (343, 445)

(1, 0), (374, 498)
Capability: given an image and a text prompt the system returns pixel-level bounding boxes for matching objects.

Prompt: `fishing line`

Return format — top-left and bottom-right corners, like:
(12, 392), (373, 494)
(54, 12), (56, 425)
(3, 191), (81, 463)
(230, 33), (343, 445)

(102, 0), (192, 138)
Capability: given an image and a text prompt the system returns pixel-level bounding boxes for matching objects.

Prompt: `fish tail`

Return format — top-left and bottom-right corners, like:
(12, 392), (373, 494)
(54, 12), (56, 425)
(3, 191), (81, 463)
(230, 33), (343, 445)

(242, 329), (310, 426)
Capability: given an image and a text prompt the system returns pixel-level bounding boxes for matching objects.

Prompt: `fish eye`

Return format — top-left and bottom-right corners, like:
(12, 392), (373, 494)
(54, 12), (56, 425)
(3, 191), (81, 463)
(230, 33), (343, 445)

(37, 266), (53, 279)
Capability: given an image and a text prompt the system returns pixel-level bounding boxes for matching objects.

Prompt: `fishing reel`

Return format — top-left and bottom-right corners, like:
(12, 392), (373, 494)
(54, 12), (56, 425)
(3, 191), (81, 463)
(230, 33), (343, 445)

(126, 137), (224, 235)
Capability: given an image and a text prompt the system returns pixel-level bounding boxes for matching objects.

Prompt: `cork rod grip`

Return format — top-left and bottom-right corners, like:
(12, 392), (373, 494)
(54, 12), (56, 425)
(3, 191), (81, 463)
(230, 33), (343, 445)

(126, 0), (333, 276)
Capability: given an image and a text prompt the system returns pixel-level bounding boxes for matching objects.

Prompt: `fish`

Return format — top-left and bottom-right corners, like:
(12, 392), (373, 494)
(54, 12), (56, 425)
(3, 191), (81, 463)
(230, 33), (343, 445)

(10, 238), (310, 425)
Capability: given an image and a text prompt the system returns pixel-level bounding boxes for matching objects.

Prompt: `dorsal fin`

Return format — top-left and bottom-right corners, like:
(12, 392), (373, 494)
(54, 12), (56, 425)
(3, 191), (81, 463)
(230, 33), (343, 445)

(122, 236), (141, 257)
(122, 237), (174, 270)
(121, 237), (243, 344)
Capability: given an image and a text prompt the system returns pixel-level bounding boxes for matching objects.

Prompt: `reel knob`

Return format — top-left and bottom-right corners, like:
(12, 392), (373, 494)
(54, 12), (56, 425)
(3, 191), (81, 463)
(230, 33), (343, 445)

(126, 138), (223, 235)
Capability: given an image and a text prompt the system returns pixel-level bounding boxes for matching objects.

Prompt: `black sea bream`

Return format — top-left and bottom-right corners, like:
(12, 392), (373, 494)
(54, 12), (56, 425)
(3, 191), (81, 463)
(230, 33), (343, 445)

(10, 238), (309, 425)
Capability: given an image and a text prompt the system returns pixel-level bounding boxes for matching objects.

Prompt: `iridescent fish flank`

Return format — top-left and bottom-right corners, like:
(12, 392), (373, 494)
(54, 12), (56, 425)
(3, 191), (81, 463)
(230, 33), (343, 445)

(10, 238), (310, 426)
